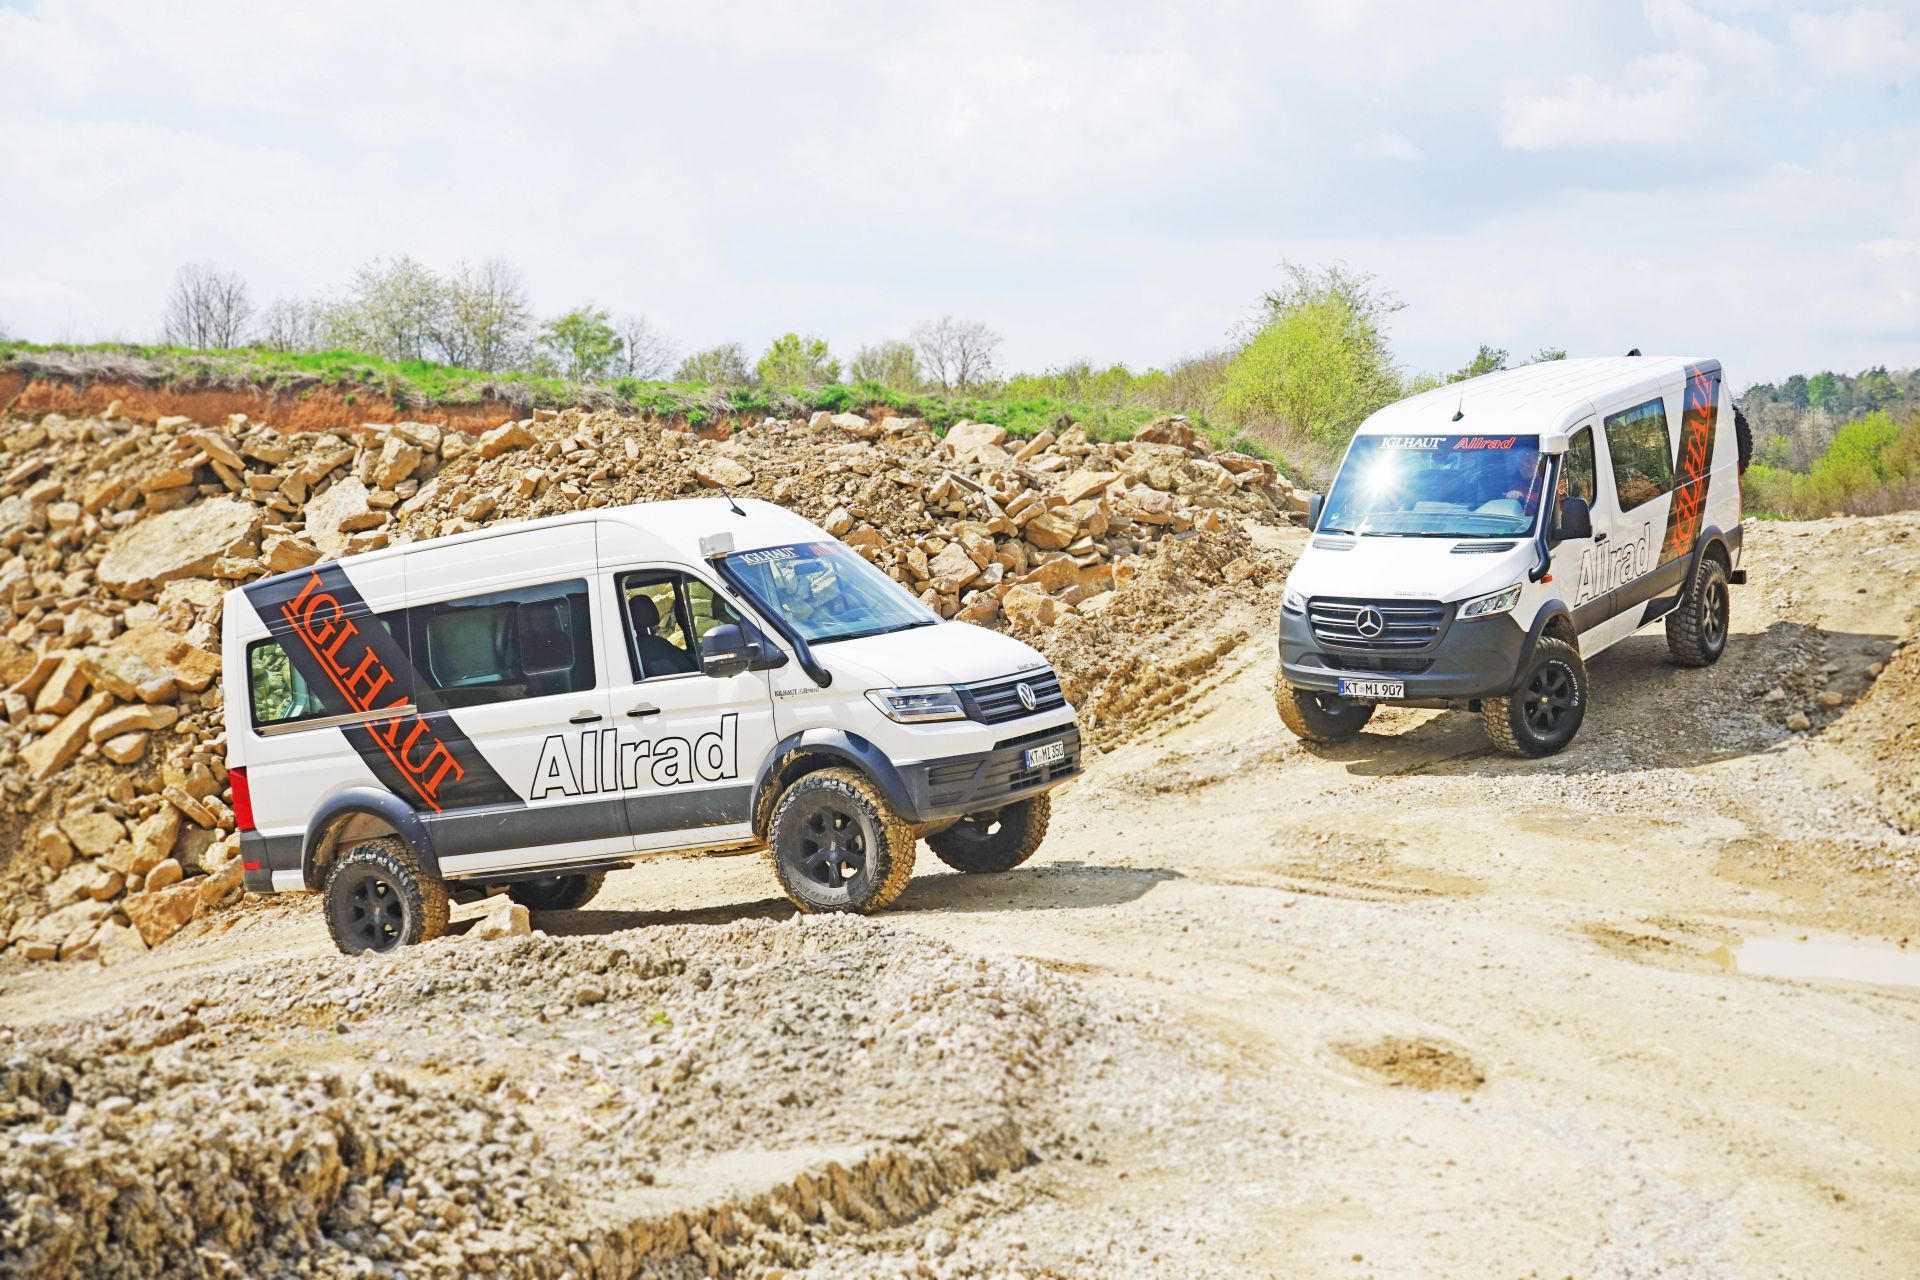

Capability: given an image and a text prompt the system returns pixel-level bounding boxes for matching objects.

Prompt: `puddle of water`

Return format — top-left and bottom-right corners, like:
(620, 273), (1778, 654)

(1705, 936), (1920, 991)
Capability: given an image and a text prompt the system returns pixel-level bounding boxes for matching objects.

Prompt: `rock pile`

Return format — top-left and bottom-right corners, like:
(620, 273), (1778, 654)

(0, 402), (1295, 962)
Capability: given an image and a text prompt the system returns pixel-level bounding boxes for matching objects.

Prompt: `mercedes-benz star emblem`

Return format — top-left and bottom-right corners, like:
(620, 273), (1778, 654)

(1016, 682), (1037, 711)
(1354, 607), (1386, 638)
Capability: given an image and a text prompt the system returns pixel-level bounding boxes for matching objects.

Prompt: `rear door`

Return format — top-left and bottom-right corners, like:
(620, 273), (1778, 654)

(401, 524), (626, 878)
(599, 565), (780, 854)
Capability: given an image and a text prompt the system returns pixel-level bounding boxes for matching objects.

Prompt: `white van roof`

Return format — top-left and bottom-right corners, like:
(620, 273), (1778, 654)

(1358, 355), (1720, 438)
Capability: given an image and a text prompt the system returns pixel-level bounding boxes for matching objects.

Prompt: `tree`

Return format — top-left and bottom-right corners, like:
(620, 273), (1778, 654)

(755, 333), (840, 388)
(538, 306), (623, 380)
(1220, 263), (1405, 447)
(913, 316), (1002, 393)
(162, 262), (254, 349)
(675, 343), (753, 385)
(325, 255), (444, 362)
(255, 297), (325, 352)
(848, 339), (921, 390)
(1808, 371), (1838, 415)
(1529, 346), (1567, 363)
(614, 315), (675, 379)
(436, 259), (530, 370)
(1453, 344), (1509, 382)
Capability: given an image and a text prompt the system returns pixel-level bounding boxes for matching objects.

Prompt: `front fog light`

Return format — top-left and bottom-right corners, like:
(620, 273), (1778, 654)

(866, 686), (967, 723)
(1459, 583), (1523, 619)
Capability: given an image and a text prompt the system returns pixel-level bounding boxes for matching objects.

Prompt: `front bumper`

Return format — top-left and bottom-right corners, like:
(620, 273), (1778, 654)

(1279, 606), (1527, 702)
(896, 723), (1083, 822)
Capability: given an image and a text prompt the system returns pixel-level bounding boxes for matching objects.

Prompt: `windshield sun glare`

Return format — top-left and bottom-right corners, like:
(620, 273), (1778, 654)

(1322, 434), (1547, 538)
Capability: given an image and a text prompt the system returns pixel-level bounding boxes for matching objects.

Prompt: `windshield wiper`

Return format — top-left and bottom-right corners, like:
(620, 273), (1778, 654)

(810, 619), (937, 645)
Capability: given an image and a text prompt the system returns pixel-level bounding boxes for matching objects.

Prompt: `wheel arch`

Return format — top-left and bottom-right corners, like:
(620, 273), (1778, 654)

(751, 729), (919, 838)
(1513, 602), (1579, 690)
(303, 787), (441, 890)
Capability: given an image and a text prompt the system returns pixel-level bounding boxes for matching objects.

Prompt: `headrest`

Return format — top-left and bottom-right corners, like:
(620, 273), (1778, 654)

(628, 593), (661, 631)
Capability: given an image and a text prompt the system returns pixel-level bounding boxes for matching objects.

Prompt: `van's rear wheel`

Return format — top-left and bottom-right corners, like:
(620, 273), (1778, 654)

(1275, 678), (1375, 743)
(769, 767), (917, 914)
(1482, 636), (1587, 757)
(928, 794), (1050, 874)
(1666, 556), (1730, 667)
(323, 838), (449, 955)
(508, 871), (606, 913)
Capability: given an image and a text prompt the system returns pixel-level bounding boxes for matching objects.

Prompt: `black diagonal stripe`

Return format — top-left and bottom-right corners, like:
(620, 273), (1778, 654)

(243, 563), (522, 814)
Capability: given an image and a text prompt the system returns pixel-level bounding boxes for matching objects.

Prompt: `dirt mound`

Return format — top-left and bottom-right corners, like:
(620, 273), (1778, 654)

(1831, 636), (1920, 833)
(0, 401), (1299, 964)
(1332, 1036), (1485, 1092)
(0, 914), (1162, 1277)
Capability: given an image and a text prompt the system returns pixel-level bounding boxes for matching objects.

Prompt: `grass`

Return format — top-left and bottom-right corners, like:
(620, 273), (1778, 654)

(0, 340), (1283, 468)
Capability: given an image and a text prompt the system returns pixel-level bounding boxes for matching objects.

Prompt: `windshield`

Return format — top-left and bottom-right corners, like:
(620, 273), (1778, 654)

(725, 541), (939, 644)
(1321, 434), (1548, 537)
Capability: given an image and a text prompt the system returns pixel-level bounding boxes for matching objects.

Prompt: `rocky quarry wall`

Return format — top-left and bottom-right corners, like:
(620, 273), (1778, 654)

(0, 402), (1298, 965)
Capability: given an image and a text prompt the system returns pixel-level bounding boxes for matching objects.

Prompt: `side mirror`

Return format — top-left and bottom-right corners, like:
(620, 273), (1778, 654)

(1305, 492), (1324, 530)
(699, 621), (788, 678)
(1554, 496), (1593, 543)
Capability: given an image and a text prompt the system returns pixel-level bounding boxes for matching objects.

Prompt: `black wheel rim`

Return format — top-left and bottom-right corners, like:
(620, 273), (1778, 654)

(339, 868), (407, 952)
(1522, 663), (1575, 735)
(793, 798), (871, 891)
(1703, 578), (1728, 649)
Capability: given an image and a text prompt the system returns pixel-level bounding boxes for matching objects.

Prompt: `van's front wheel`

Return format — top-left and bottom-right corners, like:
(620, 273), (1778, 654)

(1275, 679), (1375, 743)
(323, 838), (449, 955)
(928, 794), (1050, 874)
(769, 768), (917, 914)
(1482, 637), (1588, 757)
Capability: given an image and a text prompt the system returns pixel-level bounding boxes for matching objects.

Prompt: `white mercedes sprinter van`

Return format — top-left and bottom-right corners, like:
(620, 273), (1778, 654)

(1277, 356), (1745, 757)
(222, 499), (1081, 953)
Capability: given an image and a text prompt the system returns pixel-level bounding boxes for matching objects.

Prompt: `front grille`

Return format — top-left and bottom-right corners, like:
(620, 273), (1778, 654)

(962, 668), (1066, 724)
(1307, 597), (1448, 651)
(1320, 653), (1433, 673)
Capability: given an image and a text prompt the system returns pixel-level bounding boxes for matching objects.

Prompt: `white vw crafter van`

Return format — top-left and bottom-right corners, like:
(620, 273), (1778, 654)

(221, 499), (1081, 953)
(1277, 356), (1746, 757)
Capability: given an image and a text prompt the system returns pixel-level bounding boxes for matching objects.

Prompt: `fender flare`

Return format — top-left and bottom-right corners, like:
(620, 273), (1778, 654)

(751, 728), (921, 832)
(1689, 524), (1736, 584)
(302, 787), (441, 889)
(1512, 602), (1577, 690)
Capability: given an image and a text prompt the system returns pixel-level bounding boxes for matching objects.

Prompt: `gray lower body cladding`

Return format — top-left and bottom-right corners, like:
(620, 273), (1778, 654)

(1279, 608), (1527, 702)
(897, 725), (1083, 823)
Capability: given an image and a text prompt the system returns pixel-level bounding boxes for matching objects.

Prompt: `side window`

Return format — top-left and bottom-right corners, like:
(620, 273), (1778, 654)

(1559, 425), (1597, 511)
(409, 579), (595, 710)
(1603, 398), (1674, 512)
(247, 611), (406, 729)
(619, 571), (740, 680)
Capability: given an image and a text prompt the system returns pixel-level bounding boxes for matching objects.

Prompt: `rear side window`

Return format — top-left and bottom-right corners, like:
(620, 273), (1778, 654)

(409, 579), (595, 710)
(1603, 398), (1673, 512)
(247, 612), (405, 729)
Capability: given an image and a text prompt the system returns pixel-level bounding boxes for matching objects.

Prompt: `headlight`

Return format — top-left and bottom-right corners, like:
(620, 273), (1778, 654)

(1283, 588), (1307, 615)
(865, 685), (967, 723)
(1459, 583), (1523, 619)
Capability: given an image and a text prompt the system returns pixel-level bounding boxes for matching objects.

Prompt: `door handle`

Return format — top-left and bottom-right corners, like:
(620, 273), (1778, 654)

(1592, 532), (1608, 544)
(627, 703), (661, 718)
(569, 711), (603, 724)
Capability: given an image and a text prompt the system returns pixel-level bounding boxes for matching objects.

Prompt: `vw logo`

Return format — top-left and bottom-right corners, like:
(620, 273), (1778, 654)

(1016, 682), (1037, 710)
(1354, 606), (1386, 638)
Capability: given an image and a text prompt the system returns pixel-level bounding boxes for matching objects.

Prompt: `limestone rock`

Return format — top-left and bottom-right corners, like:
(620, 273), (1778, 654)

(123, 882), (199, 947)
(60, 811), (127, 859)
(99, 731), (150, 763)
(263, 535), (323, 574)
(21, 691), (115, 781)
(304, 477), (375, 557)
(477, 422), (535, 459)
(97, 498), (260, 597)
(90, 702), (181, 741)
(471, 899), (531, 941)
(693, 455), (753, 488)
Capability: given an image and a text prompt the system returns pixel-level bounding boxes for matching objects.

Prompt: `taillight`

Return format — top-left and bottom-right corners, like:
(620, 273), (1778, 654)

(229, 766), (256, 833)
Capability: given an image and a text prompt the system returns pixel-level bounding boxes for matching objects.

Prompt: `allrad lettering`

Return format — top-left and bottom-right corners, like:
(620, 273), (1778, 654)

(279, 571), (467, 812)
(530, 714), (740, 801)
(1575, 523), (1653, 605)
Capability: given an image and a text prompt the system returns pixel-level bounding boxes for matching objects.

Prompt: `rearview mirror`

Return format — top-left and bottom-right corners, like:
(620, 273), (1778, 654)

(1305, 492), (1324, 530)
(1554, 496), (1593, 543)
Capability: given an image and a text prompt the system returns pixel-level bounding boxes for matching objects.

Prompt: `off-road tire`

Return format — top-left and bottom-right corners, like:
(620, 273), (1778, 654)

(1734, 407), (1753, 473)
(1482, 636), (1588, 757)
(1666, 555), (1731, 668)
(323, 837), (450, 955)
(927, 794), (1051, 874)
(768, 767), (917, 914)
(508, 871), (607, 913)
(1275, 678), (1376, 743)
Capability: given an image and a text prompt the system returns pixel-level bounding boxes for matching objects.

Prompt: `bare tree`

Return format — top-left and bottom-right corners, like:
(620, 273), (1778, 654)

(614, 314), (676, 379)
(436, 258), (531, 370)
(255, 297), (325, 352)
(162, 262), (255, 349)
(912, 315), (1002, 393)
(327, 255), (444, 362)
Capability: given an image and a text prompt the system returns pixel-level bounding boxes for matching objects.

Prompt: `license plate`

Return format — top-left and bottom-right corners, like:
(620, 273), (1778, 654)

(1023, 740), (1067, 769)
(1337, 678), (1404, 699)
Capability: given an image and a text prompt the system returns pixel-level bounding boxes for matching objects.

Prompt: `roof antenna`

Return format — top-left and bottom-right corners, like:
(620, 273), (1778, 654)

(1625, 347), (1641, 357)
(1451, 393), (1465, 423)
(726, 491), (746, 517)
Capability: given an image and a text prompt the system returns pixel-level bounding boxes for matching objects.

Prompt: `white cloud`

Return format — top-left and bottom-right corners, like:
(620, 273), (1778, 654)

(1789, 6), (1920, 82)
(1361, 132), (1425, 163)
(1642, 0), (1775, 75)
(1498, 52), (1715, 151)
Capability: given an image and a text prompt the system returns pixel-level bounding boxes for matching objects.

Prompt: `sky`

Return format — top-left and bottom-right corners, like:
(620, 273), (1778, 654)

(0, 0), (1915, 388)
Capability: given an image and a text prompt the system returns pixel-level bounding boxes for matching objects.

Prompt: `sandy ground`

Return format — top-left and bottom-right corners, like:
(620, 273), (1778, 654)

(5, 515), (1918, 1278)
